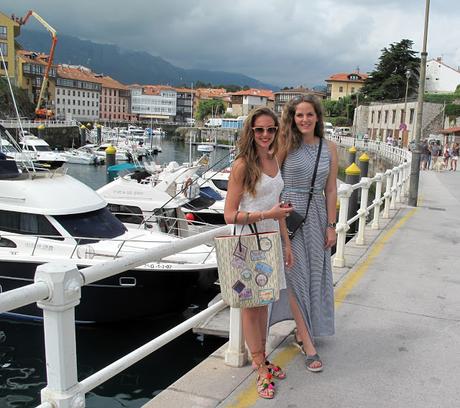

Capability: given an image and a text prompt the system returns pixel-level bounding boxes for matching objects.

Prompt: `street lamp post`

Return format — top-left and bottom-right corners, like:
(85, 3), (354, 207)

(409, 0), (430, 207)
(403, 69), (411, 126)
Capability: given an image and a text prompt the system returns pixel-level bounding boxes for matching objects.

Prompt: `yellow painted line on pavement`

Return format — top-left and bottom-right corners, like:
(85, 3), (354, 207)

(335, 206), (417, 309)
(225, 205), (418, 408)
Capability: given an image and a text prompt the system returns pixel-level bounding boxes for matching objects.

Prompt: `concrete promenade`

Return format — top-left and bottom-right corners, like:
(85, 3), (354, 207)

(145, 169), (460, 408)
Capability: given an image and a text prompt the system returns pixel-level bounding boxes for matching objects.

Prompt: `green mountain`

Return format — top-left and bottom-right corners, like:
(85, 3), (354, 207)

(17, 29), (276, 90)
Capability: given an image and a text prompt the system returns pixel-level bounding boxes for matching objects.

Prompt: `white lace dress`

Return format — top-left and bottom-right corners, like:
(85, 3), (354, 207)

(236, 171), (287, 289)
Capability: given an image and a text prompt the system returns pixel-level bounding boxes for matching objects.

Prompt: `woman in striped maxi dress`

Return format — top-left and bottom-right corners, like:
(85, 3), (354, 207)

(270, 95), (338, 372)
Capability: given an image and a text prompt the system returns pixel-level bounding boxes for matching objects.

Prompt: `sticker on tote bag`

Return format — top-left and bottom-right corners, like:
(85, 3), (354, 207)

(231, 257), (246, 269)
(232, 280), (246, 294)
(233, 242), (248, 260)
(259, 237), (272, 251)
(240, 269), (252, 281)
(259, 289), (275, 304)
(255, 262), (273, 276)
(255, 273), (268, 287)
(250, 250), (266, 261)
(239, 288), (253, 300)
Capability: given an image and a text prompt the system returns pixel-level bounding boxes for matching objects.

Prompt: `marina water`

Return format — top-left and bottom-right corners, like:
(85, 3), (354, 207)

(0, 138), (232, 408)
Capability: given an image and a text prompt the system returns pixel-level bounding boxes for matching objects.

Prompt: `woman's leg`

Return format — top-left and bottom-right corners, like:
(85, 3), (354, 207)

(242, 306), (275, 398)
(288, 291), (322, 370)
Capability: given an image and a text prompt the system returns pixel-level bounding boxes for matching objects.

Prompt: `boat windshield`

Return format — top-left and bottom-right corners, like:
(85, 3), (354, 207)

(35, 145), (52, 152)
(54, 207), (127, 244)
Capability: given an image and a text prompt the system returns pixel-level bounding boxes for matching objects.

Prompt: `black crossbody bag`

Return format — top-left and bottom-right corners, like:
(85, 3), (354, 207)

(286, 137), (323, 240)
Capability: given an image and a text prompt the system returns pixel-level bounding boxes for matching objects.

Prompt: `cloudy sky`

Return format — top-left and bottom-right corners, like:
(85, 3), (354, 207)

(3, 0), (459, 87)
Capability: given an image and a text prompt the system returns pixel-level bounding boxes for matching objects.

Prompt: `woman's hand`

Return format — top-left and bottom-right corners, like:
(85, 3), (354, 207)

(284, 244), (294, 269)
(324, 227), (337, 249)
(267, 202), (293, 220)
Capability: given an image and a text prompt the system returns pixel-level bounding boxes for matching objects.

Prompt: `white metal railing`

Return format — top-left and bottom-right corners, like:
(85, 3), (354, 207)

(326, 135), (411, 268)
(0, 119), (78, 128)
(0, 224), (231, 407)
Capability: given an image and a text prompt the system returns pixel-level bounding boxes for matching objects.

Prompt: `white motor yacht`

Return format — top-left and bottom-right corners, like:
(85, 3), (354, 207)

(61, 147), (102, 165)
(20, 135), (67, 169)
(0, 161), (218, 323)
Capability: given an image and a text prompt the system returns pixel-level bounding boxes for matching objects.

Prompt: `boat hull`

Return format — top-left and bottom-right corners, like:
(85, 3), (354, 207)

(0, 260), (218, 323)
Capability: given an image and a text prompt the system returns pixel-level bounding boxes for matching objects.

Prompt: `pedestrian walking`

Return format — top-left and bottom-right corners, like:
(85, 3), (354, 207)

(430, 141), (441, 170)
(270, 95), (338, 372)
(450, 143), (459, 171)
(224, 107), (293, 399)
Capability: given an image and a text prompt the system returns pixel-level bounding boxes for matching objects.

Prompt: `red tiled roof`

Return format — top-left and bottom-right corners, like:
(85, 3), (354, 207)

(57, 65), (100, 83)
(231, 88), (274, 100)
(17, 50), (51, 66)
(93, 75), (128, 90)
(326, 72), (368, 82)
(142, 85), (176, 95)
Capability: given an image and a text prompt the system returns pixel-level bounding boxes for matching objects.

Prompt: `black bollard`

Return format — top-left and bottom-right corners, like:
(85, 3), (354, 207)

(105, 145), (117, 182)
(96, 124), (102, 145)
(79, 125), (86, 146)
(347, 146), (357, 166)
(37, 124), (45, 139)
(358, 153), (370, 178)
(345, 162), (361, 234)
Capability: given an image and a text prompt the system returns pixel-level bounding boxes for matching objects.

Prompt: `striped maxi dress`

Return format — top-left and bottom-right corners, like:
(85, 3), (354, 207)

(270, 140), (335, 337)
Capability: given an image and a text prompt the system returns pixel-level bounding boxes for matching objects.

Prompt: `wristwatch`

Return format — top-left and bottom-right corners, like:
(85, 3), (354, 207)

(327, 222), (336, 229)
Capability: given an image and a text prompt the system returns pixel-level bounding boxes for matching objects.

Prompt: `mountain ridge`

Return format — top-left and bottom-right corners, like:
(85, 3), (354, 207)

(17, 29), (278, 90)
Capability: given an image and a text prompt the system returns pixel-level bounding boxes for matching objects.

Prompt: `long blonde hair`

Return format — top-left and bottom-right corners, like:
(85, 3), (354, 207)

(235, 107), (280, 196)
(280, 94), (324, 157)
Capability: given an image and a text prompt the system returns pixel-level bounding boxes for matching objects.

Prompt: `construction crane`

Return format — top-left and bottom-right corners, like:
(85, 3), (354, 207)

(19, 10), (57, 119)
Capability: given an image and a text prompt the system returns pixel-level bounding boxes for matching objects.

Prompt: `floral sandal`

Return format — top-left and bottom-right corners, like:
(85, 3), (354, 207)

(265, 360), (287, 379)
(256, 371), (275, 399)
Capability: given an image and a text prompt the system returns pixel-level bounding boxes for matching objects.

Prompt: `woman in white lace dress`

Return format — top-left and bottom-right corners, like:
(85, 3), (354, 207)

(224, 107), (293, 399)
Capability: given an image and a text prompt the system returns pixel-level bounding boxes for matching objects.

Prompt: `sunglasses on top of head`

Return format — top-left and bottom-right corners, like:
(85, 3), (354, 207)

(252, 126), (278, 135)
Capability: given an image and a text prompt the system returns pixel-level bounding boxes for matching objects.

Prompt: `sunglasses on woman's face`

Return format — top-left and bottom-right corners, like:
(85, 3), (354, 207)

(252, 126), (278, 135)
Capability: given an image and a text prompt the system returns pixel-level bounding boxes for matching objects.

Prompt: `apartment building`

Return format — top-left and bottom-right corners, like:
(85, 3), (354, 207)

(425, 57), (460, 93)
(130, 85), (177, 121)
(354, 101), (443, 146)
(230, 89), (274, 116)
(0, 12), (20, 82)
(55, 65), (101, 121)
(175, 87), (194, 123)
(16, 50), (57, 111)
(95, 75), (131, 122)
(274, 87), (326, 115)
(325, 71), (368, 100)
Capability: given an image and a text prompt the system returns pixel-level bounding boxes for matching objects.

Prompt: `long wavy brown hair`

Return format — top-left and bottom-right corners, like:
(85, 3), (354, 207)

(235, 107), (280, 196)
(279, 94), (324, 158)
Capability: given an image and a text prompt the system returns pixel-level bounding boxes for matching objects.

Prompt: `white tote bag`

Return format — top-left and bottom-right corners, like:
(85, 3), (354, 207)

(214, 223), (281, 308)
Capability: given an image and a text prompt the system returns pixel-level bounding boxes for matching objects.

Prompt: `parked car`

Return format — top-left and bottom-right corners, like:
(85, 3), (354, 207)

(204, 118), (223, 128)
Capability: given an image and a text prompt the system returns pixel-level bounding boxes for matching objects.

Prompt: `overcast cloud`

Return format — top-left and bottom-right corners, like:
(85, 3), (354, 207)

(3, 0), (459, 87)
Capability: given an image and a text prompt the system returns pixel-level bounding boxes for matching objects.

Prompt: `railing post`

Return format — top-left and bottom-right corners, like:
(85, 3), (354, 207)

(403, 162), (410, 197)
(356, 177), (371, 245)
(35, 261), (85, 408)
(224, 307), (248, 367)
(396, 164), (404, 203)
(390, 168), (398, 209)
(333, 184), (353, 268)
(383, 169), (392, 218)
(371, 173), (384, 230)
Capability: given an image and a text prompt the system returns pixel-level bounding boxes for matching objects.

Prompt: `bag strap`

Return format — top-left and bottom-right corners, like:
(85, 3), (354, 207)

(301, 137), (323, 223)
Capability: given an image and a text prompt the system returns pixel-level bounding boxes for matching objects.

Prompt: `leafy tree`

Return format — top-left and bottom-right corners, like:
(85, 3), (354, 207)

(196, 99), (225, 120)
(0, 78), (35, 119)
(361, 39), (420, 101)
